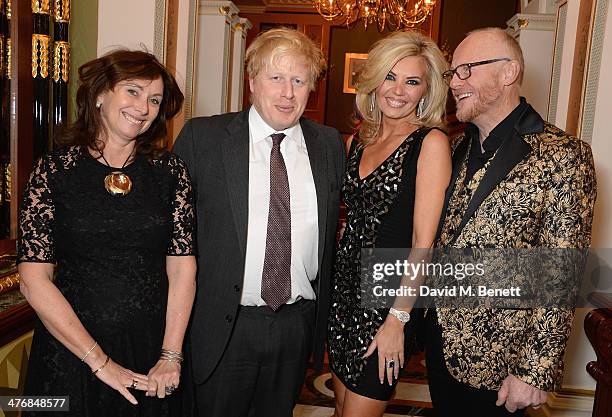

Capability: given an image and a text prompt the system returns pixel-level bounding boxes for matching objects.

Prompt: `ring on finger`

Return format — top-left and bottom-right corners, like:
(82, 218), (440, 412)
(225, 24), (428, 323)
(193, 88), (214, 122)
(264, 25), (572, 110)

(130, 379), (138, 389)
(387, 359), (395, 369)
(165, 384), (176, 395)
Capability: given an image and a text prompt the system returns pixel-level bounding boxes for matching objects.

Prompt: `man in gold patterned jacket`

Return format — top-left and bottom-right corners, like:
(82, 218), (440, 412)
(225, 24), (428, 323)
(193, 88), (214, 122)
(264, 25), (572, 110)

(424, 28), (597, 417)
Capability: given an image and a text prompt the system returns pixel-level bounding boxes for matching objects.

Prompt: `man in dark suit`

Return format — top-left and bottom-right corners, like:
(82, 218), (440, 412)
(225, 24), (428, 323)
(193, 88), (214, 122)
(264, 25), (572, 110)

(173, 27), (344, 417)
(426, 27), (596, 417)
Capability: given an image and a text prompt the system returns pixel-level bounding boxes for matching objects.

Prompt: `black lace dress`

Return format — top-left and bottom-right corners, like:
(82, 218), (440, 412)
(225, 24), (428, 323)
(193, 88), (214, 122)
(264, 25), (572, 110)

(17, 146), (195, 417)
(328, 128), (431, 400)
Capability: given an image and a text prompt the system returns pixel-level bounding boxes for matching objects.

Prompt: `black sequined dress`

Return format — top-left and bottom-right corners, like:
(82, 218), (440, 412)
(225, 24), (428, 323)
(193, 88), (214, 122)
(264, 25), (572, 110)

(328, 128), (431, 397)
(17, 146), (194, 417)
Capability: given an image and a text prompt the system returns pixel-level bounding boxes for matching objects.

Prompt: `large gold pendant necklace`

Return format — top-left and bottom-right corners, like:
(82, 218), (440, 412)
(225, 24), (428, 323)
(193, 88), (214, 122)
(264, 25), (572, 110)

(97, 149), (134, 196)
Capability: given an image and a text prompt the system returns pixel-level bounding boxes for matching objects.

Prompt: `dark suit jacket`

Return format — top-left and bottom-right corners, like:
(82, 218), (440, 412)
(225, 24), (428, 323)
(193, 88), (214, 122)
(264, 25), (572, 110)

(173, 109), (345, 384)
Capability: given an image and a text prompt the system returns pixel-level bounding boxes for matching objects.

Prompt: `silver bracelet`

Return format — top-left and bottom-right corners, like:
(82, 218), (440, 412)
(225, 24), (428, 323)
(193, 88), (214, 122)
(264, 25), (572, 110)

(389, 308), (411, 324)
(160, 348), (184, 364)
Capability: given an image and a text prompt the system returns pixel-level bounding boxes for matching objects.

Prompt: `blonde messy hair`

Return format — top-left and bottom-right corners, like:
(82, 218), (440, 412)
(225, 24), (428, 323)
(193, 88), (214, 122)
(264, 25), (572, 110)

(356, 30), (449, 144)
(245, 27), (326, 92)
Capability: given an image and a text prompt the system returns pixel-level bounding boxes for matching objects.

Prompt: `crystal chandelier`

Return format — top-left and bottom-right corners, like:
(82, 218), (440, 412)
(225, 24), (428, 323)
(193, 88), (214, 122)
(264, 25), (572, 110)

(313, 0), (436, 32)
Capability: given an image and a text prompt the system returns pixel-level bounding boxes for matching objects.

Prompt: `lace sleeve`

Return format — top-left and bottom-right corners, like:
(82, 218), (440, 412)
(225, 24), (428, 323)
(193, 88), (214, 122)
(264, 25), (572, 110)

(166, 154), (195, 256)
(17, 155), (56, 263)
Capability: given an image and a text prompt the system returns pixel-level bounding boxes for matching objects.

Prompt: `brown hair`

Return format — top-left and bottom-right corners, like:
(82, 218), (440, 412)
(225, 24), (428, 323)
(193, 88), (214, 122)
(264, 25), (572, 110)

(56, 49), (184, 159)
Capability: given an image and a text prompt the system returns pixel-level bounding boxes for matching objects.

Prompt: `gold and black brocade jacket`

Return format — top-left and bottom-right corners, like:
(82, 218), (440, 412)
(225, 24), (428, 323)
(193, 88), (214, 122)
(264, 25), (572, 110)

(435, 104), (597, 391)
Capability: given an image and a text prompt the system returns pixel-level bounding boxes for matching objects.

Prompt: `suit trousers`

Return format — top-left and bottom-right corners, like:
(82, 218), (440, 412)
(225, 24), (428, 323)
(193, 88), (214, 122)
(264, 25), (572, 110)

(425, 310), (526, 417)
(194, 299), (316, 417)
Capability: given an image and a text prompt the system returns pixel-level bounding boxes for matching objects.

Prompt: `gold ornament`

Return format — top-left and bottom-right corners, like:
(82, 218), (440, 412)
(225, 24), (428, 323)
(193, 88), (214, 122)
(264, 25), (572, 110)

(53, 0), (70, 22)
(4, 162), (11, 202)
(32, 34), (51, 79)
(5, 37), (10, 79)
(0, 35), (4, 76)
(32, 0), (50, 14)
(53, 41), (70, 83)
(104, 172), (133, 196)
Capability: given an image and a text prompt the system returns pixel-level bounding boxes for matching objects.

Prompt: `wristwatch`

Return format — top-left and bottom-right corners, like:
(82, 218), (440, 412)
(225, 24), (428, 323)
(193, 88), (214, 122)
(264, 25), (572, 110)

(389, 308), (411, 324)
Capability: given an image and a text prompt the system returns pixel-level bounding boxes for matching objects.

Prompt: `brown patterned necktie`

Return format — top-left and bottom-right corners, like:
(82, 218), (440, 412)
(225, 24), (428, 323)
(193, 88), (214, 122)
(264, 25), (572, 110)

(261, 133), (291, 310)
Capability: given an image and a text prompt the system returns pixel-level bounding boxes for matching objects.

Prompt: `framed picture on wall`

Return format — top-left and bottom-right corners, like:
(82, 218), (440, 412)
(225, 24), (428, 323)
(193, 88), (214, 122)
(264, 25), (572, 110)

(343, 53), (368, 94)
(547, 0), (568, 123)
(565, 0), (597, 136)
(577, 0), (608, 143)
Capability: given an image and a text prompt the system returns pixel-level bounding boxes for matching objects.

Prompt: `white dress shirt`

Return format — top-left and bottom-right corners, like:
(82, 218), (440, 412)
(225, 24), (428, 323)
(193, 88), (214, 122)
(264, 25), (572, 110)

(240, 107), (319, 306)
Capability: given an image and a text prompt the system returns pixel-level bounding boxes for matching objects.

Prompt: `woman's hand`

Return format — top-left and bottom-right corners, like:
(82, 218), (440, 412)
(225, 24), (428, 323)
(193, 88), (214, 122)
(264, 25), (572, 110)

(363, 315), (405, 385)
(146, 360), (181, 398)
(92, 357), (149, 405)
(153, 255), (194, 398)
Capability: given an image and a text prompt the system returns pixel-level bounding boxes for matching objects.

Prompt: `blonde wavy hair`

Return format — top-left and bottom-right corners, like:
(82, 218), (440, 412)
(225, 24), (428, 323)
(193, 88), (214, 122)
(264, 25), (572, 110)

(245, 27), (327, 92)
(355, 30), (449, 144)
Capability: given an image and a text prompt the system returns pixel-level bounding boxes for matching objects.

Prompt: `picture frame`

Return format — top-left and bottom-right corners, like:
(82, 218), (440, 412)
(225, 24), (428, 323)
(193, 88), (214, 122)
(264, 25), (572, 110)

(154, 0), (169, 64)
(343, 53), (368, 94)
(565, 0), (596, 136)
(576, 0), (608, 144)
(547, 0), (568, 123)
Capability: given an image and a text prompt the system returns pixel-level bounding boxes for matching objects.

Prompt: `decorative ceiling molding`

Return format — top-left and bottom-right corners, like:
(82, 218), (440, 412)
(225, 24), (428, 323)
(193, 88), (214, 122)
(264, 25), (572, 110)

(234, 0), (317, 13)
(263, 0), (315, 11)
(262, 0), (311, 4)
(237, 4), (267, 13)
(198, 0), (240, 17)
(506, 12), (556, 34)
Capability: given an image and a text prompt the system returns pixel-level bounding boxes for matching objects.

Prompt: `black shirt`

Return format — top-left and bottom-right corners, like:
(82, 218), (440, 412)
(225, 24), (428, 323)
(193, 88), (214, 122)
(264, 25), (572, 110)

(464, 98), (529, 183)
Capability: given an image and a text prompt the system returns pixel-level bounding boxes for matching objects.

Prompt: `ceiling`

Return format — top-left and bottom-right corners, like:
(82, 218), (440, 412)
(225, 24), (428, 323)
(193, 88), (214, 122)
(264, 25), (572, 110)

(233, 0), (315, 13)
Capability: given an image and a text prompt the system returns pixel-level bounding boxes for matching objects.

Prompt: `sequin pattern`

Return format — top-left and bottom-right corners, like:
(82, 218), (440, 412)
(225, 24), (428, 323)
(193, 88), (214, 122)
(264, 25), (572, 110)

(328, 129), (426, 387)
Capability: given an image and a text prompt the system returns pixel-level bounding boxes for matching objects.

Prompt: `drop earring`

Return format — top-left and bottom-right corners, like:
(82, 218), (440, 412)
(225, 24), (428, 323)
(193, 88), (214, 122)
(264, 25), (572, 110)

(96, 101), (102, 109)
(369, 93), (376, 113)
(416, 97), (425, 119)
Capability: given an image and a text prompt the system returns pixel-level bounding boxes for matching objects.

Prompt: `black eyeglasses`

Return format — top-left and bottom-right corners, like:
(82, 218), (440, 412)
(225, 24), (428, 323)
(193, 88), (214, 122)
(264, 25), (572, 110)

(442, 58), (511, 85)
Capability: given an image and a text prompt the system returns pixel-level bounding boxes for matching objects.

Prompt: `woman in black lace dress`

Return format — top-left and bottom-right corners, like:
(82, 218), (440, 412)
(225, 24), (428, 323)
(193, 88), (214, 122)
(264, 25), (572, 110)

(328, 31), (452, 416)
(17, 50), (196, 416)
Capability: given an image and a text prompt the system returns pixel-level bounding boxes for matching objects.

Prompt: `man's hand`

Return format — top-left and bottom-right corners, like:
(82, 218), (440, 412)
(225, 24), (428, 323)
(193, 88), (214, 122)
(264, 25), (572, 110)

(496, 374), (548, 412)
